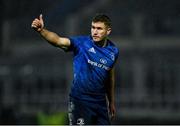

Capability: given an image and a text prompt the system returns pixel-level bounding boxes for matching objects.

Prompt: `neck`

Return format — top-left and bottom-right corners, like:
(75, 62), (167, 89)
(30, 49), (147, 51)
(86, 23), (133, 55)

(95, 38), (107, 47)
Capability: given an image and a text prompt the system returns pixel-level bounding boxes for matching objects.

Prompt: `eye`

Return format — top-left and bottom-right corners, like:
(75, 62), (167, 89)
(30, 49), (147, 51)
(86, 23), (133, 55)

(97, 27), (102, 30)
(91, 26), (95, 29)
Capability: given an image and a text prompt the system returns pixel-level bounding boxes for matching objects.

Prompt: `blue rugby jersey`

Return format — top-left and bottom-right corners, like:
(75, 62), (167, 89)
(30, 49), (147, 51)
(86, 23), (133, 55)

(68, 36), (119, 102)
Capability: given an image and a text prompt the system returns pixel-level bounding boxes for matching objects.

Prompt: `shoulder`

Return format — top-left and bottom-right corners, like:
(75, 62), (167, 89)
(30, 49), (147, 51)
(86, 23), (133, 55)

(69, 35), (90, 42)
(107, 40), (119, 63)
(68, 35), (90, 51)
(107, 40), (119, 55)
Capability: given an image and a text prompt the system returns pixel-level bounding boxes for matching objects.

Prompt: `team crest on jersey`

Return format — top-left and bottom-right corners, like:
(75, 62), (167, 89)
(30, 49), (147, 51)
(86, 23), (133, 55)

(100, 58), (107, 64)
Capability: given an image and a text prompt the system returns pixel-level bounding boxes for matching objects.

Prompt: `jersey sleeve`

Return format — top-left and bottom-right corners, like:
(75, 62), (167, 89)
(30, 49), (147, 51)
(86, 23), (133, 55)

(66, 36), (81, 52)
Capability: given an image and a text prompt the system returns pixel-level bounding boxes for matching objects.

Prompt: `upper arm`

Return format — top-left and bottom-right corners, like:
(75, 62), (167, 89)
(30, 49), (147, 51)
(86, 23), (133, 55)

(56, 37), (71, 51)
(109, 67), (115, 81)
(106, 67), (115, 85)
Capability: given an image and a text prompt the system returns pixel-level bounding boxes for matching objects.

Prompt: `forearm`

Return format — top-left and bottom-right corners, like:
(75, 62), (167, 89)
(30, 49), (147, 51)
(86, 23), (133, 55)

(32, 14), (70, 50)
(39, 28), (60, 46)
(106, 72), (116, 119)
(107, 78), (115, 104)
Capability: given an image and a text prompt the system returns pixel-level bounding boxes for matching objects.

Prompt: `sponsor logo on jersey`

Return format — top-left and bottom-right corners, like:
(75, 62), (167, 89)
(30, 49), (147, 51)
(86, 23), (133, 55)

(88, 59), (110, 71)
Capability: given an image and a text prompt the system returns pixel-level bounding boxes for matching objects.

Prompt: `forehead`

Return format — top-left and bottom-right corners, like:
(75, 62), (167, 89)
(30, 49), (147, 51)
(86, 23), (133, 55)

(91, 21), (106, 28)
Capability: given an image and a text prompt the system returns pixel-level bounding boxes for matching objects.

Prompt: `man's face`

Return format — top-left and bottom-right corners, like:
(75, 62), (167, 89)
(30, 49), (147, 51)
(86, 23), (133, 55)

(91, 21), (111, 42)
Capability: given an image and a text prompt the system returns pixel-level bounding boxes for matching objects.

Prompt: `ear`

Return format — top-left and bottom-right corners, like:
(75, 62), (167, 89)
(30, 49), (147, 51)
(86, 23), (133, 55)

(107, 28), (111, 35)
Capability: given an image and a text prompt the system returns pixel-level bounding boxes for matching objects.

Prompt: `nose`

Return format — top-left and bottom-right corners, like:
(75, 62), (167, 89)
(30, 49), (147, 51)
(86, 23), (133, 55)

(93, 29), (98, 34)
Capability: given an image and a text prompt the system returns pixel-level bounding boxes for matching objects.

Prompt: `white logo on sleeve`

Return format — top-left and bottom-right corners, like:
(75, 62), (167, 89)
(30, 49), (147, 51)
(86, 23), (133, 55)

(88, 47), (96, 54)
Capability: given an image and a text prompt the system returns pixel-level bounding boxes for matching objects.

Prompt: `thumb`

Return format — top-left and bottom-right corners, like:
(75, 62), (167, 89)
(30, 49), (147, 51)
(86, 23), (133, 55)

(39, 14), (43, 21)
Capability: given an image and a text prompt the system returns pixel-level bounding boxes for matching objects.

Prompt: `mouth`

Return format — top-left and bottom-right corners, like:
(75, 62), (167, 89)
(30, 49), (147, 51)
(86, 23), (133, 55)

(93, 36), (99, 39)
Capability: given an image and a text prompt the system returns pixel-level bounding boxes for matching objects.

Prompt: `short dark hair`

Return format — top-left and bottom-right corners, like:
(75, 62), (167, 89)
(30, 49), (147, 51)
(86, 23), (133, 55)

(92, 14), (111, 28)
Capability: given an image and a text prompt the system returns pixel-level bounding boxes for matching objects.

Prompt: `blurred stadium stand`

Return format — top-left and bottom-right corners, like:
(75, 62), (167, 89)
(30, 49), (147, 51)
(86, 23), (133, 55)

(0, 0), (180, 124)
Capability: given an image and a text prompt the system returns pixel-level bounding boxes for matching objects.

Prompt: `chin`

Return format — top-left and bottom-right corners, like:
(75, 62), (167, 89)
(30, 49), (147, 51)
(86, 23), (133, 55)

(93, 38), (101, 42)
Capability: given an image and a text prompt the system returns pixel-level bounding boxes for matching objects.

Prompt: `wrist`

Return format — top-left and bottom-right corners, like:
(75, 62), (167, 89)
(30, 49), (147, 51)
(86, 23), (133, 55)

(37, 25), (44, 33)
(110, 101), (115, 105)
(38, 27), (44, 33)
(108, 100), (115, 105)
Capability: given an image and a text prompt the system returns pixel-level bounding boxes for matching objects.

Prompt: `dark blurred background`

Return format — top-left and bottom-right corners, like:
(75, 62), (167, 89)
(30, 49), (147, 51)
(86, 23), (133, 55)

(0, 0), (180, 125)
